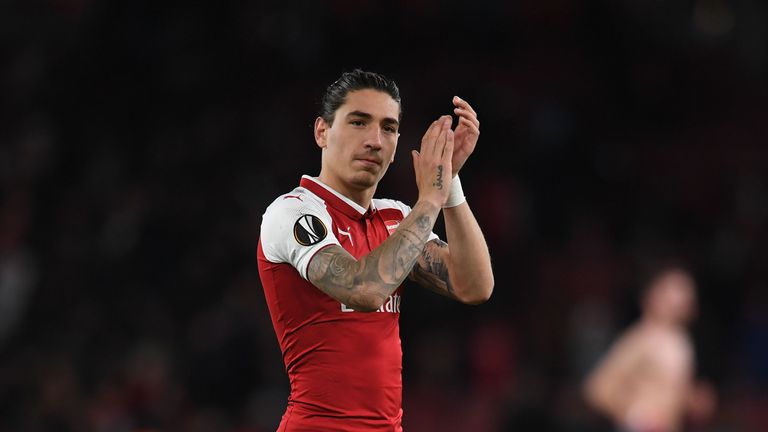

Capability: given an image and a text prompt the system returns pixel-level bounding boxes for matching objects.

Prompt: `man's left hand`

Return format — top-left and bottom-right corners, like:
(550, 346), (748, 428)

(451, 96), (480, 178)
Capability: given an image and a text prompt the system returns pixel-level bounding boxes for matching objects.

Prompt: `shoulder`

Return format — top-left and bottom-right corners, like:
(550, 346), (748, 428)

(265, 186), (325, 213)
(260, 186), (339, 271)
(261, 186), (332, 245)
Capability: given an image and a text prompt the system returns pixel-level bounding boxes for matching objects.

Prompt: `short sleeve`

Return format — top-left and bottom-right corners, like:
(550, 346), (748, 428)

(260, 194), (340, 280)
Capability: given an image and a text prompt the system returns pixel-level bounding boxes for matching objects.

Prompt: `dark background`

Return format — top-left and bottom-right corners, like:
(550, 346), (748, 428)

(2, 0), (767, 431)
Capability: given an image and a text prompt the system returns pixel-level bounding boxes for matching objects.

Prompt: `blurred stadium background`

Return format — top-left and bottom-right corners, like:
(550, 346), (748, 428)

(2, 1), (767, 431)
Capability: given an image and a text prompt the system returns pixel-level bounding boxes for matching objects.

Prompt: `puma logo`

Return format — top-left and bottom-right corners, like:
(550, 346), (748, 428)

(337, 227), (354, 246)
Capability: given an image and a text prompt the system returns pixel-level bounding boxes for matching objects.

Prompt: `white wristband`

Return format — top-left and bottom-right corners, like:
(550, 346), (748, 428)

(443, 175), (466, 208)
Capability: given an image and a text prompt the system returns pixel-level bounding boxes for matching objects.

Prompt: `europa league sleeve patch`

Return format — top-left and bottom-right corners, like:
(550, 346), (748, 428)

(293, 214), (328, 246)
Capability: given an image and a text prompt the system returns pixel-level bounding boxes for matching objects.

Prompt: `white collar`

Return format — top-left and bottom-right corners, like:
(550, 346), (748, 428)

(301, 175), (374, 215)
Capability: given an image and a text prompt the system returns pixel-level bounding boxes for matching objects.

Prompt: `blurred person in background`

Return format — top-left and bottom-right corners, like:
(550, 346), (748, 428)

(583, 265), (716, 432)
(256, 69), (494, 431)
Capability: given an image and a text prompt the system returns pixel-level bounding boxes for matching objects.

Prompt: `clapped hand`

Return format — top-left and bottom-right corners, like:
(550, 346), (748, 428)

(412, 116), (454, 208)
(450, 96), (480, 178)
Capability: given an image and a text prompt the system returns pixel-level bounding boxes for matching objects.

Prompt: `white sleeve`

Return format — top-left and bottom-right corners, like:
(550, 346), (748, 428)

(260, 195), (340, 280)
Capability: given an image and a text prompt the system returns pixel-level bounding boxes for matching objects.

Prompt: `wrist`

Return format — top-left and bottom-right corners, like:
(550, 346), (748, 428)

(443, 175), (466, 208)
(414, 199), (443, 215)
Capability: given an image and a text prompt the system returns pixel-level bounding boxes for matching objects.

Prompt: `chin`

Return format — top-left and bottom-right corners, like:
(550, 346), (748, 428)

(348, 171), (381, 189)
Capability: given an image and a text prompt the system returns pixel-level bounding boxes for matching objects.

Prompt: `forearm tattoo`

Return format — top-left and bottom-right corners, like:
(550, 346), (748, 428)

(409, 239), (455, 298)
(307, 204), (437, 310)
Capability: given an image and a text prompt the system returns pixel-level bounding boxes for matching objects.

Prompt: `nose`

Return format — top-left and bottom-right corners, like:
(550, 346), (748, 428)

(364, 126), (383, 150)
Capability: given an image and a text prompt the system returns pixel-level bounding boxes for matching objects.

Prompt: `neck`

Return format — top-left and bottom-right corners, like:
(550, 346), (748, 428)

(318, 170), (376, 210)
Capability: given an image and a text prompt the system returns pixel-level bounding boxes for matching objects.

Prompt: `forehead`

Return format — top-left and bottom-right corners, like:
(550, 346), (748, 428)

(338, 89), (400, 119)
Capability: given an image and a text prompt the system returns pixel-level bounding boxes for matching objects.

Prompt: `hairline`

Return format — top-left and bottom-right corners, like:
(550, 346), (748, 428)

(326, 88), (402, 126)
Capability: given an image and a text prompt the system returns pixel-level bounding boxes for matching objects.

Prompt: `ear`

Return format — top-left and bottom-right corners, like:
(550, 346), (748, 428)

(314, 117), (329, 149)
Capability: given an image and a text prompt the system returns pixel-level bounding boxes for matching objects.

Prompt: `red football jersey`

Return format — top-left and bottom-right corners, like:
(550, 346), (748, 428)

(257, 176), (436, 431)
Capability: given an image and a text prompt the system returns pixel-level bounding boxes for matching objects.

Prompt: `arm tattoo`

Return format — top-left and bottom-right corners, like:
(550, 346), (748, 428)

(409, 239), (456, 299)
(307, 203), (437, 311)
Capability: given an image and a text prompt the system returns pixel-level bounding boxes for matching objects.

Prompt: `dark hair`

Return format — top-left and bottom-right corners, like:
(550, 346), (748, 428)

(319, 69), (402, 124)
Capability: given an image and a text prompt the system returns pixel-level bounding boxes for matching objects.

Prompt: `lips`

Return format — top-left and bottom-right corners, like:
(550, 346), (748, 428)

(355, 157), (382, 166)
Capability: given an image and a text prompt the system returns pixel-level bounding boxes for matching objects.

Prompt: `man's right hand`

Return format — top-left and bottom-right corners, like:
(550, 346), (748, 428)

(412, 116), (454, 208)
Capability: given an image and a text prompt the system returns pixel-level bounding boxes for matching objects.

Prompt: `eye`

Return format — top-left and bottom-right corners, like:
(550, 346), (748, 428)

(349, 120), (365, 127)
(383, 125), (397, 134)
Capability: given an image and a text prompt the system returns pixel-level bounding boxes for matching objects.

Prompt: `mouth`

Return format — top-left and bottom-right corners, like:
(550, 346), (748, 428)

(355, 157), (382, 168)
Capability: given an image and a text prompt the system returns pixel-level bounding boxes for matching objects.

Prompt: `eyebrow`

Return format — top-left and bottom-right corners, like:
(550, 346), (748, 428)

(346, 110), (400, 126)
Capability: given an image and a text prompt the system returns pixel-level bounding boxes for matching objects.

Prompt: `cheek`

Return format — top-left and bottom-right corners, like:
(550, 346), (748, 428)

(386, 138), (398, 159)
(327, 131), (352, 154)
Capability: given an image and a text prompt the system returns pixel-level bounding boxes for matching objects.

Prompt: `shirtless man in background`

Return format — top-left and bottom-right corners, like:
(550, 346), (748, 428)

(583, 266), (715, 432)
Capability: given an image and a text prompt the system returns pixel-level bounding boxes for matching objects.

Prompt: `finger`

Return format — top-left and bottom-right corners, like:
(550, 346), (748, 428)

(443, 115), (453, 130)
(429, 116), (449, 157)
(434, 123), (448, 157)
(444, 128), (455, 162)
(411, 150), (420, 173)
(420, 120), (439, 156)
(457, 116), (480, 135)
(457, 120), (478, 156)
(440, 116), (453, 156)
(453, 108), (480, 129)
(452, 96), (477, 118)
(453, 96), (477, 118)
(422, 116), (448, 154)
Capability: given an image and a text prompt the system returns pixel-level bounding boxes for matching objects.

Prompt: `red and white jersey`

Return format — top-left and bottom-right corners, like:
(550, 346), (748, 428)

(257, 176), (437, 431)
